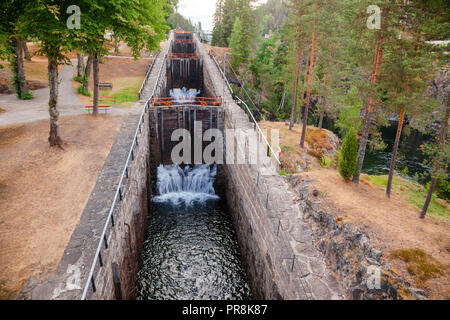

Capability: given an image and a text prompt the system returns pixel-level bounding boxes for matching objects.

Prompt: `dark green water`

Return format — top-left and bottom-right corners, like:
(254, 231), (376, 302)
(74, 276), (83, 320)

(362, 124), (431, 182)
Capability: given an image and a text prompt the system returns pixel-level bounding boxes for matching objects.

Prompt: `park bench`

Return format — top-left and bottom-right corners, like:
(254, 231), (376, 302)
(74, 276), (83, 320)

(84, 106), (110, 113)
(84, 96), (116, 113)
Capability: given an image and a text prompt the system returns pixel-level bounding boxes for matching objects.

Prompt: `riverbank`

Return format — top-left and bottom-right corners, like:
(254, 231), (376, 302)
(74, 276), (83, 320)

(261, 121), (449, 299)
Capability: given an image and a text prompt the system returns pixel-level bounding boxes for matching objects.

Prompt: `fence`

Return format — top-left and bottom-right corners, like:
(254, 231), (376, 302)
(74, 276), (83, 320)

(81, 48), (168, 300)
(138, 51), (160, 100)
(150, 96), (222, 107)
(209, 50), (281, 172)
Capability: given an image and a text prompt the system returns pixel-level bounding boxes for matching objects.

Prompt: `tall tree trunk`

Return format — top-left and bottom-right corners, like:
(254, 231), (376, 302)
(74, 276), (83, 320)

(83, 54), (93, 92)
(77, 53), (84, 78)
(318, 110), (324, 129)
(15, 38), (29, 98)
(300, 1), (319, 148)
(353, 38), (384, 184)
(48, 55), (62, 147)
(114, 39), (120, 54)
(92, 54), (99, 116)
(289, 33), (302, 130)
(317, 75), (329, 130)
(420, 93), (449, 219)
(21, 39), (31, 61)
(297, 54), (310, 124)
(386, 105), (406, 198)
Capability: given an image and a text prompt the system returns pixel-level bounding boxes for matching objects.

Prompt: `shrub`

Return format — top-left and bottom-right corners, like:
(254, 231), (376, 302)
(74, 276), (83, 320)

(320, 155), (331, 168)
(77, 86), (91, 96)
(21, 92), (34, 100)
(338, 128), (358, 181)
(434, 178), (450, 202)
(73, 76), (83, 83)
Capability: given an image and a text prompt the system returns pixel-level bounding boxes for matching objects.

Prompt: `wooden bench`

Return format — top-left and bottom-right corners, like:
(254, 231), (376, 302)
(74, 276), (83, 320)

(84, 106), (110, 113)
(98, 82), (113, 90)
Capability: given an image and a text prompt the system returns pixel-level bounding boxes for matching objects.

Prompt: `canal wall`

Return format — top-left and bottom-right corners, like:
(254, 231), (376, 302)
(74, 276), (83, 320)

(18, 35), (172, 300)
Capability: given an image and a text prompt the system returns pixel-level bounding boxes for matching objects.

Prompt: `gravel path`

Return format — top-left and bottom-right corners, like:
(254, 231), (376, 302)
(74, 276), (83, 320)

(0, 59), (127, 127)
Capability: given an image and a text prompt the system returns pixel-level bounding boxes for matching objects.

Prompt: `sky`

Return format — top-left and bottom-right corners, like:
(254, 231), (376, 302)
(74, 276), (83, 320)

(177, 0), (268, 32)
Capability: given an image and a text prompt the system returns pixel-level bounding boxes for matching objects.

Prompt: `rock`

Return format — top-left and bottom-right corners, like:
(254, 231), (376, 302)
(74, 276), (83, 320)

(409, 287), (427, 300)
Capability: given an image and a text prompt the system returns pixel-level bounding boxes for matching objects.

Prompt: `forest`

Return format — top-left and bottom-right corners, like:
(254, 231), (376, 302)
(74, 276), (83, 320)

(211, 0), (449, 217)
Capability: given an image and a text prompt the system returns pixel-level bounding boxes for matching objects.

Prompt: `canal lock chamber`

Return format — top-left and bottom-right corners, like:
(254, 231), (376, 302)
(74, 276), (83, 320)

(137, 31), (252, 300)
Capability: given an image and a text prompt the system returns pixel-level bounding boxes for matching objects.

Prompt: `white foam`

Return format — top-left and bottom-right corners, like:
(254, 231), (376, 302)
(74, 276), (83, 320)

(153, 164), (219, 206)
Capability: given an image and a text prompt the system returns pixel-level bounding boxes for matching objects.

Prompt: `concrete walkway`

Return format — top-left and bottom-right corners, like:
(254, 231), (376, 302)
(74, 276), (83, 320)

(0, 59), (127, 127)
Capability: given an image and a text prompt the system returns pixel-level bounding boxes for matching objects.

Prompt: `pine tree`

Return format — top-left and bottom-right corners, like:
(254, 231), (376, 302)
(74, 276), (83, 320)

(0, 0), (30, 99)
(339, 128), (359, 181)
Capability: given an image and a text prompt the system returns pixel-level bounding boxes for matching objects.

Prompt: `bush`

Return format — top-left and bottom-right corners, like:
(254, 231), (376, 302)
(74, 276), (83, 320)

(73, 76), (83, 83)
(21, 92), (34, 100)
(77, 86), (91, 96)
(338, 128), (358, 181)
(434, 178), (450, 202)
(320, 155), (331, 168)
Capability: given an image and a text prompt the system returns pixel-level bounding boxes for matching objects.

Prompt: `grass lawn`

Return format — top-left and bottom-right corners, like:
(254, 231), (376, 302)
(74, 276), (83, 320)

(362, 174), (450, 221)
(99, 77), (142, 106)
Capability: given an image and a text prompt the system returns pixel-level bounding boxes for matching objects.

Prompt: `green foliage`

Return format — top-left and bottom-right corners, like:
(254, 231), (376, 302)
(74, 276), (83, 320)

(100, 85), (140, 103)
(168, 12), (195, 31)
(338, 129), (358, 181)
(364, 174), (450, 221)
(21, 92), (34, 100)
(73, 76), (83, 83)
(432, 178), (450, 202)
(337, 87), (363, 136)
(392, 248), (443, 282)
(229, 18), (247, 70)
(320, 155), (331, 168)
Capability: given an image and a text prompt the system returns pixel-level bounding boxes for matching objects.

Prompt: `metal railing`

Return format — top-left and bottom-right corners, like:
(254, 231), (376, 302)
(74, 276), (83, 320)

(138, 51), (160, 100)
(81, 49), (168, 300)
(209, 51), (281, 171)
(168, 53), (201, 59)
(150, 96), (222, 107)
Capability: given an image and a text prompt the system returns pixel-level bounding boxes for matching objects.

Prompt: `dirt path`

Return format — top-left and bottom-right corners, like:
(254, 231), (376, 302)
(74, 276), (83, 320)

(0, 114), (125, 299)
(0, 60), (127, 127)
(305, 168), (450, 299)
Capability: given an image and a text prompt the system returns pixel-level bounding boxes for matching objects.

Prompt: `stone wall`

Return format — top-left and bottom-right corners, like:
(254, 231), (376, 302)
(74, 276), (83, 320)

(286, 175), (426, 300)
(197, 35), (345, 300)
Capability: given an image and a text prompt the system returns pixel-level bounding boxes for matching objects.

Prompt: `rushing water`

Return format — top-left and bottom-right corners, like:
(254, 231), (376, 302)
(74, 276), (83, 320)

(169, 87), (200, 104)
(136, 165), (251, 300)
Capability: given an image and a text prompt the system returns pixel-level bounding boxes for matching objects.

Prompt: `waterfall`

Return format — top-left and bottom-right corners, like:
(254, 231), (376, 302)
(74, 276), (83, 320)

(153, 164), (219, 206)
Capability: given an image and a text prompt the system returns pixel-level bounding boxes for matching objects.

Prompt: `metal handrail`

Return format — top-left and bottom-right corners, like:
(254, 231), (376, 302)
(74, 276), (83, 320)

(235, 96), (281, 168)
(81, 49), (168, 300)
(150, 97), (222, 107)
(138, 51), (160, 100)
(209, 50), (280, 168)
(209, 52), (234, 95)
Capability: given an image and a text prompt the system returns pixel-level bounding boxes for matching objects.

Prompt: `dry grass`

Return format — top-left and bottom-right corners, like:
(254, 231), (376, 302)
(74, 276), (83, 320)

(391, 249), (444, 283)
(261, 121), (450, 299)
(0, 56), (48, 84)
(259, 121), (338, 173)
(75, 57), (151, 106)
(0, 114), (125, 299)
